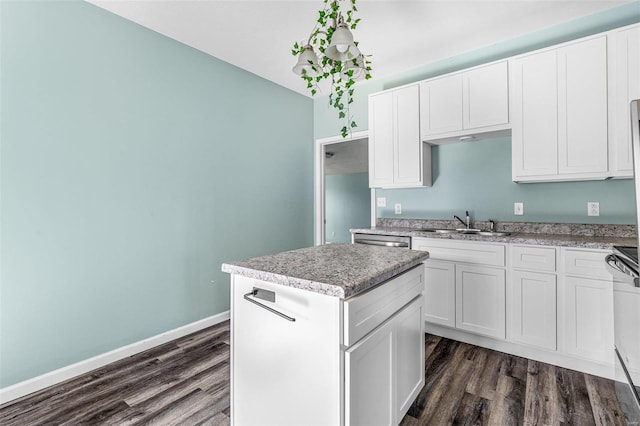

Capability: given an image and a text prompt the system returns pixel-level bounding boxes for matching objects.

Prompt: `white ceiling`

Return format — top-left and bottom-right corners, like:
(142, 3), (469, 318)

(87, 0), (634, 96)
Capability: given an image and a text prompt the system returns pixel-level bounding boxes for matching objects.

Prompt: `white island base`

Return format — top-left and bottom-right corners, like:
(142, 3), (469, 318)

(230, 265), (425, 426)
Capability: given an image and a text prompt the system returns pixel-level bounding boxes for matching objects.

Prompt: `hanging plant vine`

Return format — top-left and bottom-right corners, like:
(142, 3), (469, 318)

(292, 0), (372, 138)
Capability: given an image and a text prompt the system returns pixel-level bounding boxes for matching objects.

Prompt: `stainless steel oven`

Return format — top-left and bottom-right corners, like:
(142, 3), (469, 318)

(606, 248), (640, 424)
(606, 99), (640, 424)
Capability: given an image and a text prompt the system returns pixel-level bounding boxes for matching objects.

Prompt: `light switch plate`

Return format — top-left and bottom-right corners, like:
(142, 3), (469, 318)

(394, 203), (402, 214)
(376, 197), (386, 207)
(514, 202), (524, 216)
(588, 202), (600, 216)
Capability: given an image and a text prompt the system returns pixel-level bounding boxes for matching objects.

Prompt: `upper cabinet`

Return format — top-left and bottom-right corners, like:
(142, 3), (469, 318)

(366, 23), (639, 187)
(368, 84), (431, 188)
(420, 61), (510, 142)
(511, 36), (609, 182)
(609, 24), (640, 178)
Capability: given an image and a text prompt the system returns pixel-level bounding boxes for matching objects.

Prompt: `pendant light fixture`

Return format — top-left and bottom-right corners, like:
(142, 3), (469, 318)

(291, 0), (371, 137)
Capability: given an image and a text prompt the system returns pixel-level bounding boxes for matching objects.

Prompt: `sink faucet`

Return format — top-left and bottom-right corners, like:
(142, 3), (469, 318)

(453, 211), (471, 229)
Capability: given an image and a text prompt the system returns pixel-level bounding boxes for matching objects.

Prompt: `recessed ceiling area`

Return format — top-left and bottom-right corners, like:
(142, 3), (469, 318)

(324, 139), (368, 175)
(87, 1), (634, 96)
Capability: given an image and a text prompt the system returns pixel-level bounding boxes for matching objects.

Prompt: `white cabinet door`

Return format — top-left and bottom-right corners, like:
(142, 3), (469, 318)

(394, 297), (425, 422)
(455, 265), (506, 339)
(511, 270), (557, 350)
(464, 61), (509, 129)
(345, 296), (424, 426)
(420, 61), (509, 141)
(510, 49), (559, 179)
(423, 260), (456, 327)
(565, 275), (614, 364)
(420, 74), (463, 136)
(369, 91), (395, 188)
(394, 85), (422, 185)
(368, 85), (428, 189)
(557, 36), (608, 176)
(231, 276), (342, 426)
(512, 36), (610, 182)
(345, 316), (394, 426)
(609, 25), (640, 178)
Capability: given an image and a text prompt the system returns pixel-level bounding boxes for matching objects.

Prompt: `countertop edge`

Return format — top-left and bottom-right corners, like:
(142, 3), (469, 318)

(350, 227), (635, 249)
(222, 263), (346, 297)
(222, 253), (429, 299)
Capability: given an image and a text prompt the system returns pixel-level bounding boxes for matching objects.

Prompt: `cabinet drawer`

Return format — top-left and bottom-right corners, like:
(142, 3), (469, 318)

(564, 249), (611, 279)
(413, 238), (505, 267)
(511, 245), (556, 272)
(343, 265), (423, 347)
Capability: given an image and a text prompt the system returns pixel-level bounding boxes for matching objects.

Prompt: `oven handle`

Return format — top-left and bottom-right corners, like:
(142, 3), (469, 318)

(355, 239), (409, 248)
(605, 254), (640, 287)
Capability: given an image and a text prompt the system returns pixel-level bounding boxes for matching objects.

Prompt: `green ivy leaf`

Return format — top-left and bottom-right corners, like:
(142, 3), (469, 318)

(339, 111), (346, 119)
(311, 89), (317, 96)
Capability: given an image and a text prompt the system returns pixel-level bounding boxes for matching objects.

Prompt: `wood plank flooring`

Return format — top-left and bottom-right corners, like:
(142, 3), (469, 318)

(0, 321), (626, 425)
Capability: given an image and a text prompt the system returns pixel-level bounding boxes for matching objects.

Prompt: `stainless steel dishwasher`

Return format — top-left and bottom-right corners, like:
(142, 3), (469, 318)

(352, 233), (411, 249)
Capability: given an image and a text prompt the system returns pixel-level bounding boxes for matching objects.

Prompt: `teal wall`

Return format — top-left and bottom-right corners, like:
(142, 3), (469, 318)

(325, 173), (371, 243)
(378, 138), (635, 224)
(314, 2), (640, 225)
(0, 1), (313, 388)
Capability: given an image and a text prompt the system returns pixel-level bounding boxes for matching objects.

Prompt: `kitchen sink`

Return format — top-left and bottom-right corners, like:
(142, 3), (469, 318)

(475, 231), (515, 237)
(418, 228), (515, 237)
(418, 228), (459, 234)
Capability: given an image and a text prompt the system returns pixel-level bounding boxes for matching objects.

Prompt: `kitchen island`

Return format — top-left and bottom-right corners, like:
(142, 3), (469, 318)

(222, 243), (429, 426)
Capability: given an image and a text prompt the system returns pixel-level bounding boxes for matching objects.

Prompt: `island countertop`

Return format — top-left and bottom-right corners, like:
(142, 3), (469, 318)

(221, 243), (429, 299)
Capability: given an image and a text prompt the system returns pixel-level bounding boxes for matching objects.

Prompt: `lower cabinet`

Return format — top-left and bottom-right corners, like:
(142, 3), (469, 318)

(511, 270), (557, 350)
(414, 237), (615, 379)
(564, 275), (614, 364)
(456, 264), (506, 339)
(231, 266), (425, 426)
(414, 238), (506, 340)
(563, 248), (615, 366)
(345, 296), (424, 426)
(423, 260), (455, 327)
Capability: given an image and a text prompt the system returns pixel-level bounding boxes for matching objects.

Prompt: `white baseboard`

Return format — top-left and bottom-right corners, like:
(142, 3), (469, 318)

(0, 311), (230, 406)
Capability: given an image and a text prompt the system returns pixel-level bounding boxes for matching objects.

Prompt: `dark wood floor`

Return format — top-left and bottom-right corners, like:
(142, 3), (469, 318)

(0, 321), (625, 425)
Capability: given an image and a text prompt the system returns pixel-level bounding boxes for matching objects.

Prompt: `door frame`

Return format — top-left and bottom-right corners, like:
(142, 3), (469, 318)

(315, 130), (375, 245)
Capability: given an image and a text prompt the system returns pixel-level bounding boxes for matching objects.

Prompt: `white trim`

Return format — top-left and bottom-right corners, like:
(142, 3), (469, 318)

(0, 311), (230, 405)
(314, 130), (375, 245)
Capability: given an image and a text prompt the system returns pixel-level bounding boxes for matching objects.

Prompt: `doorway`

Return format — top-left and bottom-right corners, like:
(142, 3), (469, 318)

(315, 131), (375, 245)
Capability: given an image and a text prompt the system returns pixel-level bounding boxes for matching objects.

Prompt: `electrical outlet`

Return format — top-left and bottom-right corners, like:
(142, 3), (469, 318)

(394, 203), (402, 215)
(376, 197), (386, 207)
(588, 202), (600, 217)
(514, 202), (524, 216)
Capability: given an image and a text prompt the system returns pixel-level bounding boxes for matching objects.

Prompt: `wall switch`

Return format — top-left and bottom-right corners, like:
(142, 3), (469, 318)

(514, 202), (524, 216)
(588, 202), (600, 216)
(376, 197), (386, 207)
(394, 203), (402, 215)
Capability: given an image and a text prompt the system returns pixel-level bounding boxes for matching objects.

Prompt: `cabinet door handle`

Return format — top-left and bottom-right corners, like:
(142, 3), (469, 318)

(244, 289), (296, 322)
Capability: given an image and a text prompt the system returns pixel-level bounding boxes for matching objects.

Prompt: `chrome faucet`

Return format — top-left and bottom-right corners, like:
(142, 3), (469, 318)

(453, 211), (471, 229)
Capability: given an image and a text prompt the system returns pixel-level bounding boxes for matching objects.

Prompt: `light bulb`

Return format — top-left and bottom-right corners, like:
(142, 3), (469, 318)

(336, 43), (349, 53)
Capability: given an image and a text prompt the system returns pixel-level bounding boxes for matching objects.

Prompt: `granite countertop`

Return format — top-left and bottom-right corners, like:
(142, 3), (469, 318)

(351, 226), (636, 250)
(221, 243), (429, 299)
